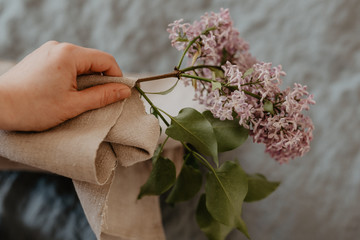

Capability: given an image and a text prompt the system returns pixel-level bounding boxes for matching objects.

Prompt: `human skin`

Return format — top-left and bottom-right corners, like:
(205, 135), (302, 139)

(0, 41), (131, 131)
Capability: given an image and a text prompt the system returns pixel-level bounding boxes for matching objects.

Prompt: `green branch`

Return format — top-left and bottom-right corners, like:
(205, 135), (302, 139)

(135, 85), (170, 127)
(180, 73), (214, 83)
(180, 65), (223, 73)
(182, 143), (215, 172)
(177, 26), (217, 69)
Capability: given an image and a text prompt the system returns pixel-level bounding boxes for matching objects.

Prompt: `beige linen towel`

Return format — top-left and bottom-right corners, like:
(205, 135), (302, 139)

(0, 66), (166, 240)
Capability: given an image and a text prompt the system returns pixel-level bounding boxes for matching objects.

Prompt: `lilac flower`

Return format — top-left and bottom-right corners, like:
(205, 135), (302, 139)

(168, 9), (315, 163)
(167, 19), (190, 51)
(222, 61), (243, 86)
(211, 61), (315, 163)
(167, 8), (256, 69)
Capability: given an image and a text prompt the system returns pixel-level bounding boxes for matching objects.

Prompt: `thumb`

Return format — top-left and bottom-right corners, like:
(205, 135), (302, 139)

(74, 83), (131, 113)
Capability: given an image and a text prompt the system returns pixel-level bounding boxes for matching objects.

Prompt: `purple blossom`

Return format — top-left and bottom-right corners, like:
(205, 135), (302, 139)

(168, 9), (315, 163)
(167, 8), (256, 69)
(210, 61), (315, 163)
(167, 19), (190, 51)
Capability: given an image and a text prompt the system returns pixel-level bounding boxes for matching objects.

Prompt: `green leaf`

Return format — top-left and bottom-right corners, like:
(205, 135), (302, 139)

(212, 81), (222, 91)
(206, 161), (250, 238)
(244, 173), (280, 202)
(196, 194), (233, 240)
(144, 79), (180, 95)
(243, 68), (254, 77)
(165, 108), (219, 166)
(138, 155), (176, 199)
(166, 160), (202, 204)
(203, 111), (249, 152)
(209, 67), (224, 78)
(263, 100), (275, 115)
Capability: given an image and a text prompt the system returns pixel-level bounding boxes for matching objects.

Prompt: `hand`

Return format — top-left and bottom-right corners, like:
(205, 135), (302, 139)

(0, 41), (131, 131)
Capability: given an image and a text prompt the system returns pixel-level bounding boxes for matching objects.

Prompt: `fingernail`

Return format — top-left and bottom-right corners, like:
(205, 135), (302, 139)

(117, 87), (131, 99)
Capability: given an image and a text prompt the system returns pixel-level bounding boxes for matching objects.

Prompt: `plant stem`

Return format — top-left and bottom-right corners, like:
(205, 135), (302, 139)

(159, 135), (170, 153)
(240, 80), (262, 87)
(180, 73), (214, 83)
(177, 26), (217, 69)
(177, 36), (200, 69)
(138, 71), (264, 103)
(149, 106), (217, 173)
(242, 90), (261, 100)
(136, 65), (222, 83)
(182, 143), (216, 173)
(181, 73), (264, 101)
(135, 85), (170, 126)
(180, 65), (223, 73)
(137, 70), (180, 83)
(137, 82), (218, 177)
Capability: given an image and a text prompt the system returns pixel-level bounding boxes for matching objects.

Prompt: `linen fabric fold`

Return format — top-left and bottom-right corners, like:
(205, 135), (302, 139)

(0, 72), (166, 240)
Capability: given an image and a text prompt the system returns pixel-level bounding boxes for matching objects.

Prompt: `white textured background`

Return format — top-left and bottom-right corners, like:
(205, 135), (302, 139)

(0, 0), (359, 239)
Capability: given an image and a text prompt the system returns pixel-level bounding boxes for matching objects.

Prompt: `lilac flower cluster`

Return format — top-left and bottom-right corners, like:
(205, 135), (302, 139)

(167, 8), (256, 71)
(207, 62), (315, 163)
(223, 62), (315, 163)
(168, 9), (315, 163)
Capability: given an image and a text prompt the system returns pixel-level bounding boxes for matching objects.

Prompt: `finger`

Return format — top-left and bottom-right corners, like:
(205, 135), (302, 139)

(72, 46), (123, 76)
(71, 83), (131, 114)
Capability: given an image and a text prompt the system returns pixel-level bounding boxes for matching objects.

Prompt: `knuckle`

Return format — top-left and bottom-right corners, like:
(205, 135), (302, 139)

(56, 42), (77, 55)
(102, 51), (116, 62)
(44, 40), (59, 46)
(108, 54), (116, 62)
(46, 42), (78, 63)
